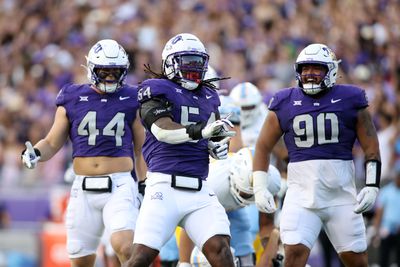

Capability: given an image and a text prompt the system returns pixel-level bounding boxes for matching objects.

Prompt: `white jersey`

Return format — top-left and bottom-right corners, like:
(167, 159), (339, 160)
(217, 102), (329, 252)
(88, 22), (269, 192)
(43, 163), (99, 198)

(241, 104), (268, 147)
(207, 155), (282, 212)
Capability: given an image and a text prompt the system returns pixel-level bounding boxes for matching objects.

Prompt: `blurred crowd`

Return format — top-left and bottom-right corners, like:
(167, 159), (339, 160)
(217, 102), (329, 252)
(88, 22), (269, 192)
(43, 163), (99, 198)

(0, 0), (400, 266)
(0, 0), (399, 190)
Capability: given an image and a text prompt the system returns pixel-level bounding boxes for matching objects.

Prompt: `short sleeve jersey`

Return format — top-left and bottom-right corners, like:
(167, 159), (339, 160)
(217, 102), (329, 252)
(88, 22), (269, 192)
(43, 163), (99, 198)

(268, 84), (368, 162)
(137, 79), (220, 179)
(56, 83), (139, 158)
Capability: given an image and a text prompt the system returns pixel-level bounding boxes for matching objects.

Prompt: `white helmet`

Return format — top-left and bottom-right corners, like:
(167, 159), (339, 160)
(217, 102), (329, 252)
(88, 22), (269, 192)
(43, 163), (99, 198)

(229, 82), (262, 128)
(229, 147), (255, 207)
(86, 39), (130, 93)
(190, 246), (238, 267)
(230, 147), (282, 207)
(218, 95), (240, 125)
(204, 65), (219, 88)
(162, 33), (209, 90)
(295, 43), (340, 95)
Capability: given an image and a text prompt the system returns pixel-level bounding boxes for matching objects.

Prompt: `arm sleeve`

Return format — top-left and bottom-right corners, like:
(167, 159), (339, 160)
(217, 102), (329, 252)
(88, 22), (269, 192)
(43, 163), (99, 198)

(139, 98), (173, 130)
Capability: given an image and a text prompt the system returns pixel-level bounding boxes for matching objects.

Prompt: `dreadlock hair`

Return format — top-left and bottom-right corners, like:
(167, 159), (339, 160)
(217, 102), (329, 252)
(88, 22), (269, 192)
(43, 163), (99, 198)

(142, 64), (230, 90)
(143, 64), (166, 79)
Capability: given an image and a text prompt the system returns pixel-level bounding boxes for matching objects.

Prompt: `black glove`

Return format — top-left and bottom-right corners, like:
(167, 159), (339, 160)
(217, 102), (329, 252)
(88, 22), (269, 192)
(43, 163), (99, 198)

(138, 179), (147, 196)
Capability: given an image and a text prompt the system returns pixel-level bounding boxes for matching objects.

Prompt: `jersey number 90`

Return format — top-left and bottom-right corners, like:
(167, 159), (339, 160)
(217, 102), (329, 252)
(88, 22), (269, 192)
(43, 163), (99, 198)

(293, 113), (339, 148)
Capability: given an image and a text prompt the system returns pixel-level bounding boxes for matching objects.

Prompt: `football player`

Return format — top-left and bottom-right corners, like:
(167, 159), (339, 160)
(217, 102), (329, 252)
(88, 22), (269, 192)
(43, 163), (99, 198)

(123, 33), (236, 267)
(21, 39), (146, 267)
(230, 82), (287, 266)
(178, 147), (283, 267)
(218, 95), (243, 152)
(229, 82), (268, 147)
(253, 43), (381, 267)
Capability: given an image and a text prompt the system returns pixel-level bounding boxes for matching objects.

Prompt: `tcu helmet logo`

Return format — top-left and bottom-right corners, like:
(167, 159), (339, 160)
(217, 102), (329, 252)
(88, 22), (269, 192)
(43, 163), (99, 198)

(171, 35), (183, 44)
(322, 46), (337, 61)
(93, 43), (103, 53)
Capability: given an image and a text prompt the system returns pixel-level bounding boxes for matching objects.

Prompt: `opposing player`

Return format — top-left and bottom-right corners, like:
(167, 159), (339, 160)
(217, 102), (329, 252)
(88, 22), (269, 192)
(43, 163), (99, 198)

(229, 82), (268, 147)
(123, 33), (236, 267)
(178, 147), (283, 267)
(218, 95), (243, 152)
(253, 43), (381, 267)
(21, 39), (146, 267)
(204, 66), (243, 152)
(230, 81), (287, 266)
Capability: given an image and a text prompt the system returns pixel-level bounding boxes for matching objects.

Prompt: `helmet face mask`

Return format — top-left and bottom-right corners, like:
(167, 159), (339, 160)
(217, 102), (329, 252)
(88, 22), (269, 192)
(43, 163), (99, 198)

(299, 64), (328, 92)
(175, 53), (208, 81)
(162, 33), (209, 90)
(95, 68), (125, 82)
(295, 43), (340, 95)
(86, 39), (130, 93)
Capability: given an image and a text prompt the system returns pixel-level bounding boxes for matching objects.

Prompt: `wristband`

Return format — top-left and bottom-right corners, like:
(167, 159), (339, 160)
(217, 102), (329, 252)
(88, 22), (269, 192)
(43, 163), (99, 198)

(365, 159), (381, 188)
(185, 122), (206, 140)
(252, 171), (269, 191)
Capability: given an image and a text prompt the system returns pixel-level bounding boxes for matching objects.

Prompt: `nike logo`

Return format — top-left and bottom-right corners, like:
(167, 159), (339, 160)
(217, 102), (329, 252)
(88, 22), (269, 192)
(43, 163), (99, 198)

(209, 193), (215, 196)
(116, 183), (125, 188)
(206, 95), (212, 99)
(119, 96), (130, 100)
(331, 98), (341, 103)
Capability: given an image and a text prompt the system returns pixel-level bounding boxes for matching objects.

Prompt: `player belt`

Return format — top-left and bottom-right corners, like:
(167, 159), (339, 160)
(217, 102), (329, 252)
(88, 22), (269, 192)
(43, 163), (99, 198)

(171, 175), (202, 191)
(82, 176), (112, 192)
(146, 172), (203, 191)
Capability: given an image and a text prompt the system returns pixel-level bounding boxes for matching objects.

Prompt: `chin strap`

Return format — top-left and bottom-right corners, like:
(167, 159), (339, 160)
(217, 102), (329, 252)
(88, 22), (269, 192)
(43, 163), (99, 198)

(97, 82), (119, 93)
(178, 79), (200, 90)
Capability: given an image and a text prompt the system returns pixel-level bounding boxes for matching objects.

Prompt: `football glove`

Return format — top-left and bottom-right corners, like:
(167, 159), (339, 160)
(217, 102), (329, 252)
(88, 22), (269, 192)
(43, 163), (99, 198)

(21, 141), (41, 169)
(354, 186), (379, 214)
(253, 171), (276, 213)
(208, 137), (230, 160)
(138, 179), (147, 196)
(201, 118), (236, 139)
(136, 179), (147, 209)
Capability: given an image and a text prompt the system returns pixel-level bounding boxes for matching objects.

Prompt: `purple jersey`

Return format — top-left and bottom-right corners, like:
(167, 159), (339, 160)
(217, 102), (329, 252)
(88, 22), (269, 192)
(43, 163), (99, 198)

(56, 83), (139, 158)
(138, 79), (220, 179)
(268, 84), (368, 162)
